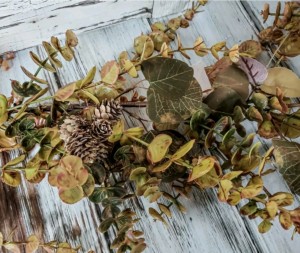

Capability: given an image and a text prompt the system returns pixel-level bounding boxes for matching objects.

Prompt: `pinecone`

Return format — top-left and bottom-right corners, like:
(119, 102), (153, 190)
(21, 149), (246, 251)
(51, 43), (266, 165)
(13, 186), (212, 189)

(59, 99), (122, 163)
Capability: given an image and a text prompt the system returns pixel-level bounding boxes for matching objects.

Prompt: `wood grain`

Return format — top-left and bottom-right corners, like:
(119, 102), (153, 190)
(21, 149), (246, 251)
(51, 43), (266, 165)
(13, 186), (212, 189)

(1, 1), (300, 253)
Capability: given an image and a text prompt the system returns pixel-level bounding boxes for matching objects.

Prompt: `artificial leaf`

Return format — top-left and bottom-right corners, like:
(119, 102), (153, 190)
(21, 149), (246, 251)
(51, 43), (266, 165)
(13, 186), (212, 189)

(204, 86), (243, 114)
(171, 139), (195, 161)
(279, 211), (293, 230)
(241, 176), (263, 198)
(273, 139), (300, 195)
(54, 83), (76, 102)
(149, 207), (167, 225)
(21, 66), (48, 84)
(261, 67), (300, 97)
(237, 57), (268, 84)
(108, 120), (124, 143)
(218, 179), (233, 202)
(212, 64), (249, 101)
(59, 186), (84, 204)
(188, 156), (215, 182)
(0, 94), (8, 125)
(194, 37), (208, 56)
(258, 220), (272, 233)
(266, 201), (278, 219)
(101, 61), (119, 85)
(29, 51), (55, 72)
(239, 40), (262, 58)
(142, 57), (194, 98)
(1, 171), (21, 187)
(81, 66), (96, 88)
(147, 78), (202, 124)
(25, 235), (39, 253)
(280, 109), (300, 138)
(3, 243), (21, 253)
(269, 192), (294, 207)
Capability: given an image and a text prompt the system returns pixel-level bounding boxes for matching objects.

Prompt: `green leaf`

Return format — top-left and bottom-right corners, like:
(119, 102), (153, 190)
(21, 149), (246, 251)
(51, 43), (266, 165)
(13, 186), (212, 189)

(147, 134), (172, 163)
(204, 86), (243, 114)
(273, 139), (300, 195)
(54, 82), (76, 102)
(89, 186), (126, 203)
(3, 155), (26, 169)
(258, 220), (272, 233)
(147, 78), (202, 124)
(11, 80), (42, 97)
(212, 65), (249, 101)
(59, 186), (84, 204)
(142, 57), (194, 98)
(171, 139), (195, 161)
(280, 109), (300, 138)
(29, 51), (56, 72)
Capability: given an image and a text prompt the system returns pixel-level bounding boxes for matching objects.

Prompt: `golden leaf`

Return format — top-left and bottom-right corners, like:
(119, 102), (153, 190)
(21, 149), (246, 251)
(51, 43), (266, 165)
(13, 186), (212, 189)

(25, 235), (40, 253)
(101, 61), (120, 85)
(147, 134), (172, 163)
(229, 44), (239, 63)
(188, 156), (215, 182)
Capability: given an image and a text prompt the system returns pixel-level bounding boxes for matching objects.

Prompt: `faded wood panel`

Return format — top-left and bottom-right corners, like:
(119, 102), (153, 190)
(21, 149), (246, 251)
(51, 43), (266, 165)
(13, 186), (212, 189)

(0, 0), (153, 53)
(151, 0), (192, 18)
(1, 1), (300, 253)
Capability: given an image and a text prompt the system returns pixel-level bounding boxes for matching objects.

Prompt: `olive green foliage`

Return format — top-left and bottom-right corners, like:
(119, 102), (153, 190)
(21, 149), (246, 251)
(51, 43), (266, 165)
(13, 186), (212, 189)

(1, 1), (300, 252)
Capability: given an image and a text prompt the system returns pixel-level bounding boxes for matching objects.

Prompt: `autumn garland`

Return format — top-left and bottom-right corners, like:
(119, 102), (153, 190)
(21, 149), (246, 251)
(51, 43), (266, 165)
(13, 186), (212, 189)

(1, 1), (300, 252)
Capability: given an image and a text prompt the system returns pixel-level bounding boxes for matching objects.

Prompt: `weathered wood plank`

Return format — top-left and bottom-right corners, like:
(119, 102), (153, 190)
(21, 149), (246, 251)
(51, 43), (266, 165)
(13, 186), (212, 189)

(0, 0), (153, 53)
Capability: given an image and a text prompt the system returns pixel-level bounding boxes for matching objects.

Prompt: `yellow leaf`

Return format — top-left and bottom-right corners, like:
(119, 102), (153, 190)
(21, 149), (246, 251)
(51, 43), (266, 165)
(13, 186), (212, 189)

(101, 61), (120, 85)
(80, 66), (96, 88)
(222, 171), (243, 180)
(122, 59), (138, 78)
(266, 201), (278, 219)
(188, 156), (215, 182)
(261, 67), (300, 98)
(279, 211), (293, 230)
(258, 220), (272, 233)
(171, 139), (195, 161)
(79, 90), (100, 104)
(227, 191), (241, 206)
(269, 192), (294, 207)
(241, 176), (263, 198)
(59, 186), (84, 204)
(158, 203), (172, 217)
(108, 120), (124, 143)
(54, 83), (76, 102)
(194, 37), (208, 57)
(26, 235), (39, 253)
(0, 94), (8, 125)
(147, 134), (172, 163)
(1, 171), (21, 187)
(152, 160), (172, 173)
(3, 243), (21, 253)
(229, 44), (239, 63)
(217, 179), (233, 202)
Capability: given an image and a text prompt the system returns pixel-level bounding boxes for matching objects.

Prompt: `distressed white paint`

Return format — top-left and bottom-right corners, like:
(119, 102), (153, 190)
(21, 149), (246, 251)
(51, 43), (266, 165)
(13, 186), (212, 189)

(0, 0), (196, 53)
(1, 1), (300, 253)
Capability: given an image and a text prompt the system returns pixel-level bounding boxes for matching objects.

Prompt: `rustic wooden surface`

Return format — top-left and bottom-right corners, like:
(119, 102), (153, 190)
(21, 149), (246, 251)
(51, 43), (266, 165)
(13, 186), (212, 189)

(1, 1), (300, 253)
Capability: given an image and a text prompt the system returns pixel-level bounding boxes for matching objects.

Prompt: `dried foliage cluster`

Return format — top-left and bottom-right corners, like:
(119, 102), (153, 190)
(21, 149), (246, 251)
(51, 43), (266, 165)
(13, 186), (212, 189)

(1, 1), (300, 252)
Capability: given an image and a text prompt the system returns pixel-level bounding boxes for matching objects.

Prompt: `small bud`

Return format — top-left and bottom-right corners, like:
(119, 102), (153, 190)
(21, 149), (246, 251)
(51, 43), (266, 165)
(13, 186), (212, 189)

(247, 106), (263, 122)
(251, 93), (268, 110)
(180, 19), (190, 28)
(184, 9), (195, 20)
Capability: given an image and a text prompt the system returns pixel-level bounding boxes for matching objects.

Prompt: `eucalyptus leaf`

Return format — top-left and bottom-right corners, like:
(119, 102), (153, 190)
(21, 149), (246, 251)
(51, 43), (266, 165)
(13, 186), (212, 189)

(142, 57), (194, 98)
(147, 78), (202, 124)
(273, 139), (300, 195)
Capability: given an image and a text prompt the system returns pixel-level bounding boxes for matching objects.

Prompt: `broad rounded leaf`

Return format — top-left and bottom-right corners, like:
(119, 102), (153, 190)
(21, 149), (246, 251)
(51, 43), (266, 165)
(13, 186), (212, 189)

(273, 139), (300, 195)
(142, 57), (194, 98)
(261, 67), (300, 97)
(147, 78), (202, 124)
(147, 134), (172, 163)
(258, 220), (272, 233)
(101, 61), (119, 85)
(188, 156), (215, 182)
(59, 186), (84, 204)
(25, 235), (40, 253)
(279, 211), (292, 230)
(217, 179), (233, 202)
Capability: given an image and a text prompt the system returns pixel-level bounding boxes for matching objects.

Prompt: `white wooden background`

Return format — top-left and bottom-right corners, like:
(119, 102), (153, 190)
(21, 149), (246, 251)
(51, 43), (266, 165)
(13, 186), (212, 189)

(1, 1), (300, 253)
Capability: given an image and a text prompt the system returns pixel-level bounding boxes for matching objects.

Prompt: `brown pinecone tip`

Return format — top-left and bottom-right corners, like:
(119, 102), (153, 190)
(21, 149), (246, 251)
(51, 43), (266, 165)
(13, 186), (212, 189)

(59, 99), (122, 163)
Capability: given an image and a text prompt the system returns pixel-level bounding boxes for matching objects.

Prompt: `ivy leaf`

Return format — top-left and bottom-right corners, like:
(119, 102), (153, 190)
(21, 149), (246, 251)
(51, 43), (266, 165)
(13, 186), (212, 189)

(147, 78), (202, 124)
(142, 57), (194, 98)
(273, 139), (300, 195)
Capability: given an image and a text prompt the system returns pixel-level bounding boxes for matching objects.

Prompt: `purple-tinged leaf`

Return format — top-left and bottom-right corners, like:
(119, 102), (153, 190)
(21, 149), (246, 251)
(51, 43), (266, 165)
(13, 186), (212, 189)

(237, 57), (268, 85)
